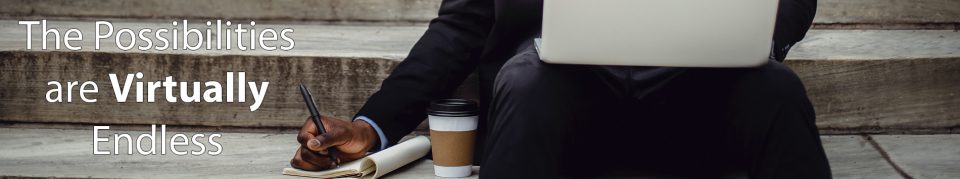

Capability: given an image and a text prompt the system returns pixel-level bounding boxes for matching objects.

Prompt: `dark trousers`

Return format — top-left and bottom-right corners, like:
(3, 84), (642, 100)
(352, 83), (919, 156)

(479, 45), (832, 178)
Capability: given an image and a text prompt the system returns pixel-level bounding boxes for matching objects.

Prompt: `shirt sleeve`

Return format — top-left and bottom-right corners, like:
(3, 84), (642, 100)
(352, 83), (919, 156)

(353, 116), (389, 152)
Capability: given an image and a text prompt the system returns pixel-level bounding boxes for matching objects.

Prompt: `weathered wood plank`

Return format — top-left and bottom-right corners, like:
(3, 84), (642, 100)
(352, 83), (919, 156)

(815, 0), (960, 25)
(788, 58), (960, 132)
(0, 51), (398, 127)
(0, 127), (299, 178)
(0, 21), (958, 133)
(2, 51), (958, 133)
(0, 0), (441, 23)
(1, 0), (958, 28)
(821, 135), (902, 178)
(788, 30), (960, 60)
(871, 135), (960, 178)
(0, 128), (914, 178)
(0, 20), (426, 60)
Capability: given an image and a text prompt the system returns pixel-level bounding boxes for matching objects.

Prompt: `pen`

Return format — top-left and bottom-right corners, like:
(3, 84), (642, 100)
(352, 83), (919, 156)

(299, 83), (339, 166)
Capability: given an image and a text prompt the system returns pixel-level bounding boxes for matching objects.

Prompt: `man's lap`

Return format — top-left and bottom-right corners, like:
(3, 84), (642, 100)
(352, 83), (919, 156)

(481, 46), (814, 177)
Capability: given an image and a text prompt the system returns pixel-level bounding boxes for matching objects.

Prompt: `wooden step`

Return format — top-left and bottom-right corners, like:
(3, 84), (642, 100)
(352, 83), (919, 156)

(3, 127), (955, 178)
(1, 0), (958, 29)
(815, 0), (960, 29)
(0, 0), (440, 24)
(0, 20), (958, 134)
(788, 30), (960, 133)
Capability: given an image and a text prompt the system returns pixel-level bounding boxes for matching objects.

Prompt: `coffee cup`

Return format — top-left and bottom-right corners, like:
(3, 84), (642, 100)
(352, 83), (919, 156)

(427, 99), (478, 178)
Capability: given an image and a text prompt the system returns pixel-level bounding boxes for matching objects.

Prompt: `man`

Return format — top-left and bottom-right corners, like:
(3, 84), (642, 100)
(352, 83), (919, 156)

(291, 0), (831, 178)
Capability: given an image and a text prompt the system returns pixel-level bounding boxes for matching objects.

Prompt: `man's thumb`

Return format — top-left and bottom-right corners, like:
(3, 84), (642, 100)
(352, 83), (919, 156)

(306, 133), (341, 153)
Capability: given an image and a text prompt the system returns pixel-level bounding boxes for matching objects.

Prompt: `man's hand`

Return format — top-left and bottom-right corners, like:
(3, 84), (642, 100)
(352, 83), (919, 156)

(290, 115), (378, 171)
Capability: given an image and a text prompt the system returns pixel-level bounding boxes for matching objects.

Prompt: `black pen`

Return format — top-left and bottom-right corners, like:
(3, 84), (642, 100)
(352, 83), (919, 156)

(298, 83), (339, 166)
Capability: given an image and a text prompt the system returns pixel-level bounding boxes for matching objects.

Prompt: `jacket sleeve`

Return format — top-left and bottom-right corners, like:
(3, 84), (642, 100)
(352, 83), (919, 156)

(772, 0), (817, 61)
(355, 0), (495, 147)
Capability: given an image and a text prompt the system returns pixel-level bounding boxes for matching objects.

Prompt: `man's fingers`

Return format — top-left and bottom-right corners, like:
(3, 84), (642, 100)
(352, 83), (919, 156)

(291, 148), (325, 171)
(293, 115), (357, 171)
(297, 131), (318, 147)
(306, 133), (346, 152)
(297, 147), (336, 170)
(297, 117), (318, 145)
(319, 115), (338, 130)
(298, 115), (340, 145)
(291, 156), (323, 171)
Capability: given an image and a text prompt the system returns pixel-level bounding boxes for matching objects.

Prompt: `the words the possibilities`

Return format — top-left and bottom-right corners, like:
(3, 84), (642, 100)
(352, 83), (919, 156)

(18, 20), (294, 51)
(46, 72), (269, 111)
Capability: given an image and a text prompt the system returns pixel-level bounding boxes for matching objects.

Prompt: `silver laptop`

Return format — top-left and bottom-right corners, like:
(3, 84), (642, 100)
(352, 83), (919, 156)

(537, 0), (780, 67)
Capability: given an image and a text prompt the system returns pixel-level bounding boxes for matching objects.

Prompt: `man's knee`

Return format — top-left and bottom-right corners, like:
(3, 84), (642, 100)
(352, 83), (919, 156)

(736, 61), (809, 100)
(492, 49), (553, 96)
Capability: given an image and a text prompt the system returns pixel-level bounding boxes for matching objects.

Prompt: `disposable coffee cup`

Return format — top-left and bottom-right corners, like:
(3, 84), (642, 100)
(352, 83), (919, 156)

(427, 99), (478, 178)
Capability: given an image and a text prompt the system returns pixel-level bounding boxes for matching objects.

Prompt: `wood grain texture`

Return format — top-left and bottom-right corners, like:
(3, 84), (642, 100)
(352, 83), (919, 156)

(0, 51), (398, 127)
(815, 0), (960, 25)
(1, 0), (958, 28)
(820, 135), (902, 178)
(871, 135), (960, 178)
(2, 51), (958, 133)
(788, 58), (960, 132)
(0, 127), (916, 178)
(0, 0), (441, 23)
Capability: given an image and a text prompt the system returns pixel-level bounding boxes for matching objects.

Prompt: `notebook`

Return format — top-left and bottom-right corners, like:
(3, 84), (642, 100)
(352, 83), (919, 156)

(282, 136), (431, 179)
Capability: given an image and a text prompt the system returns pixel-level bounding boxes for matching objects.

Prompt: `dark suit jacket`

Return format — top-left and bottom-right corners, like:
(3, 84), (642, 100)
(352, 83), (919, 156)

(356, 0), (817, 152)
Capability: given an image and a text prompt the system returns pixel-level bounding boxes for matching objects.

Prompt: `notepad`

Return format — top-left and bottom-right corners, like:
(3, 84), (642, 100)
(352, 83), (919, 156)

(282, 136), (431, 179)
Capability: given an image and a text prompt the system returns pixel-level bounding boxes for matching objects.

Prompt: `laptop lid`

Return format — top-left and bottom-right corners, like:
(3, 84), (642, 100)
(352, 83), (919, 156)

(538, 0), (779, 67)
